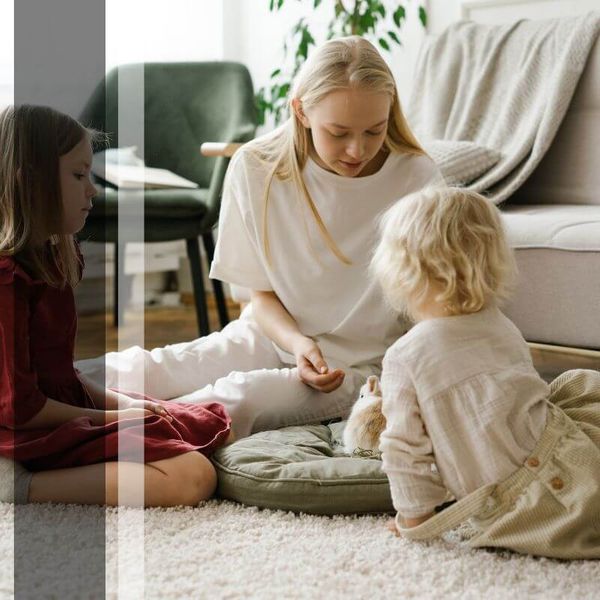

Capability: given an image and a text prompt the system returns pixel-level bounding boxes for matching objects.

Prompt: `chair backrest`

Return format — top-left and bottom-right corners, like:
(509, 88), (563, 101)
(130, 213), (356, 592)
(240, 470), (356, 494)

(79, 62), (257, 189)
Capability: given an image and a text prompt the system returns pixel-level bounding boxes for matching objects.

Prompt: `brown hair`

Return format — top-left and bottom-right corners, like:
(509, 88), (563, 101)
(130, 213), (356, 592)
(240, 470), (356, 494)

(0, 104), (100, 287)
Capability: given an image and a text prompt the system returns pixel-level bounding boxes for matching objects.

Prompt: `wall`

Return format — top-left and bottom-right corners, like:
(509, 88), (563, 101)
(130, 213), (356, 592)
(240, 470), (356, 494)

(458, 0), (598, 23)
(225, 0), (600, 124)
(106, 0), (224, 72)
(0, 0), (225, 114)
(0, 1), (13, 108)
(223, 0), (430, 127)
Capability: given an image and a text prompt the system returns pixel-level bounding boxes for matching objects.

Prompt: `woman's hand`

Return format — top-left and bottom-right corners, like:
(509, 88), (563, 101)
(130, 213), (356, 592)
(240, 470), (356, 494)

(250, 291), (345, 393)
(292, 337), (345, 393)
(115, 393), (174, 422)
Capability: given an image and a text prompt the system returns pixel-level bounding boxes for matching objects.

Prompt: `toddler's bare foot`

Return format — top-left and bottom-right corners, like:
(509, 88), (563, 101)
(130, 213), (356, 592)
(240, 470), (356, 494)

(386, 518), (401, 537)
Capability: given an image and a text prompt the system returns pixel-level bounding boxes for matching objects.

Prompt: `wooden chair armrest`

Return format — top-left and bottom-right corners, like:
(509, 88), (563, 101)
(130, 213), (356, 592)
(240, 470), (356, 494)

(200, 142), (245, 157)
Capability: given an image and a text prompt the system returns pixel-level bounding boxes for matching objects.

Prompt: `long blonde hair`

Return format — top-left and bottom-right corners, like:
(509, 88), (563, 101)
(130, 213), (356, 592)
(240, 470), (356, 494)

(371, 186), (517, 319)
(246, 36), (426, 264)
(0, 104), (99, 288)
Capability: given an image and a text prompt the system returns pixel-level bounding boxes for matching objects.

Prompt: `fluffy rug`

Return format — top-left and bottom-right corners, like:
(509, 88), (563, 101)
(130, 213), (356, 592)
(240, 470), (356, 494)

(1, 500), (598, 599)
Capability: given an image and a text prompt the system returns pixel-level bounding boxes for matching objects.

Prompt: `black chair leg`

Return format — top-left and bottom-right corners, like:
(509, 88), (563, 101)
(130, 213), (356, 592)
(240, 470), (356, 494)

(202, 231), (229, 329)
(113, 242), (118, 327)
(186, 237), (210, 337)
(113, 242), (126, 328)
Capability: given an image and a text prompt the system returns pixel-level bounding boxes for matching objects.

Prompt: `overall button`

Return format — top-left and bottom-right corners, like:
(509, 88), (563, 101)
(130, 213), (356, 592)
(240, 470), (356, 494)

(527, 457), (540, 468)
(550, 477), (564, 490)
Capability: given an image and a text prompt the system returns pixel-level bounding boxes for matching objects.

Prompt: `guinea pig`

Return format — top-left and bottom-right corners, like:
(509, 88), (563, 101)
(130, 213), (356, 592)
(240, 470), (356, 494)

(343, 375), (386, 455)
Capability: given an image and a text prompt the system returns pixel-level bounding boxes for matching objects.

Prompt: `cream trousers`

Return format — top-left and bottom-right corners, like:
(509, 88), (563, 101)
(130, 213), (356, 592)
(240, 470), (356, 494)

(76, 311), (377, 440)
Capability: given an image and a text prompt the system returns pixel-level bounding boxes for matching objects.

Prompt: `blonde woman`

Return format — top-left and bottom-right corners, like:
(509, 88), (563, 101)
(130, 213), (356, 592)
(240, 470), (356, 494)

(80, 36), (443, 442)
(372, 186), (600, 559)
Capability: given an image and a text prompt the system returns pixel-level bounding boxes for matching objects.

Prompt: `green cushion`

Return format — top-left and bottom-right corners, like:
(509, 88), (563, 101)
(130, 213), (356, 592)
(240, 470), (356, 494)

(92, 185), (209, 219)
(79, 185), (211, 243)
(211, 421), (394, 515)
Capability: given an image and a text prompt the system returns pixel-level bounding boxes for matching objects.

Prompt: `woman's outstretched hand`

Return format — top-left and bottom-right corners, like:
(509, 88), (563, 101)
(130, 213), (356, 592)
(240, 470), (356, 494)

(293, 337), (345, 393)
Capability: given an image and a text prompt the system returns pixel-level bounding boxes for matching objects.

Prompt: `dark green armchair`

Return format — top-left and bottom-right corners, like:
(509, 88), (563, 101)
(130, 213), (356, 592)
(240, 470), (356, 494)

(79, 62), (257, 336)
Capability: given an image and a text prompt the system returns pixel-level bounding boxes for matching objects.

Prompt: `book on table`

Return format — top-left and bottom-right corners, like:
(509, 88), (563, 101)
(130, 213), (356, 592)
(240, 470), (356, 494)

(93, 163), (199, 189)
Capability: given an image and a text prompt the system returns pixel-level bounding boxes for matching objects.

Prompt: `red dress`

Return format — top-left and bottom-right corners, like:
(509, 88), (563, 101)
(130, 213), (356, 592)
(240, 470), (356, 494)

(0, 253), (231, 471)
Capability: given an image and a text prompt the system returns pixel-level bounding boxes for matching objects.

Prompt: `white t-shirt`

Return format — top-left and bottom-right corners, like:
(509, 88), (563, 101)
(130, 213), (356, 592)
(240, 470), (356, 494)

(379, 306), (549, 518)
(209, 139), (442, 368)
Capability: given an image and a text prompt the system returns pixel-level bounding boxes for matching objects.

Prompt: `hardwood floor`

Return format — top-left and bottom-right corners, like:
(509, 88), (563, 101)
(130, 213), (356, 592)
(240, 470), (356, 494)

(75, 296), (600, 382)
(528, 343), (600, 381)
(75, 296), (241, 360)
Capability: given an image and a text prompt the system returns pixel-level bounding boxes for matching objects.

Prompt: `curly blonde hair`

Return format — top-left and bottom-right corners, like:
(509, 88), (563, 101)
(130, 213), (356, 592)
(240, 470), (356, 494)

(371, 186), (517, 319)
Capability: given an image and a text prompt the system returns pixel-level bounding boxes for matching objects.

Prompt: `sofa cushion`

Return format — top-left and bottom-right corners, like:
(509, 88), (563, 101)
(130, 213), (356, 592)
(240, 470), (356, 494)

(501, 204), (600, 348)
(211, 421), (393, 515)
(502, 204), (600, 250)
(424, 140), (502, 186)
(513, 36), (600, 206)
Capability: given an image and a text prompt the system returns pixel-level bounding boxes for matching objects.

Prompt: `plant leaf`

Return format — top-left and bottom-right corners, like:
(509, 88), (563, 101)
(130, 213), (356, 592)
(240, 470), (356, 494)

(296, 25), (315, 60)
(292, 16), (305, 35)
(419, 5), (427, 28)
(263, 0), (420, 124)
(254, 91), (269, 126)
(388, 30), (401, 45)
(392, 5), (406, 28)
(359, 12), (375, 34)
(278, 83), (291, 98)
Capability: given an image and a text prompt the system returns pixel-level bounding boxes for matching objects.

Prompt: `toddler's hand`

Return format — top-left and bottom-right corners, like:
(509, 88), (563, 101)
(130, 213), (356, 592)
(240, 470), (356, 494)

(293, 337), (345, 393)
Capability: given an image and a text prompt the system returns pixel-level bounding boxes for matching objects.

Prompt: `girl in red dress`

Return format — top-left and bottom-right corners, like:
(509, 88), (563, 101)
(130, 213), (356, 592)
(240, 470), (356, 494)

(0, 105), (232, 507)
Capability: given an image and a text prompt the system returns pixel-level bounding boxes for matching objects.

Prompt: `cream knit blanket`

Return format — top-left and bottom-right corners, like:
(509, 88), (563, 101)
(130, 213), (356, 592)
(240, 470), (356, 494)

(407, 13), (600, 203)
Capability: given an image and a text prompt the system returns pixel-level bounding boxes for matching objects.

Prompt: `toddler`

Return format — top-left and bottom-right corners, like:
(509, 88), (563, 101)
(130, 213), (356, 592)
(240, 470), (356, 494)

(371, 186), (600, 559)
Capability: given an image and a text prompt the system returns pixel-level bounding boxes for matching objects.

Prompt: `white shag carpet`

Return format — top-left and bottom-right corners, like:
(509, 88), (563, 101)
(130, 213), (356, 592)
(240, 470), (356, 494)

(1, 499), (599, 599)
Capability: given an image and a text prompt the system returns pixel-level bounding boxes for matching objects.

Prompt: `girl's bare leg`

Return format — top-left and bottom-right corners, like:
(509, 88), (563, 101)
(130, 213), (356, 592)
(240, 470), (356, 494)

(27, 451), (217, 507)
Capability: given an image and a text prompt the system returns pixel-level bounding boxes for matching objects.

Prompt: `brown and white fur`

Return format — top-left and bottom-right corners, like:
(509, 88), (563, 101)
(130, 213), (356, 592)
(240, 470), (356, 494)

(343, 375), (386, 454)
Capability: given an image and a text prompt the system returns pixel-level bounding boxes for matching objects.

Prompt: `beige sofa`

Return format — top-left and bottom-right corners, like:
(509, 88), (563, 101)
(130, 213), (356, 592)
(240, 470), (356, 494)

(500, 36), (600, 350)
(204, 36), (600, 351)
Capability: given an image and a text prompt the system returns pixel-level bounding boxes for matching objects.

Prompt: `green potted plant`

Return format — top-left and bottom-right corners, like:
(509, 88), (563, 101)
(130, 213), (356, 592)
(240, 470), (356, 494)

(255, 0), (428, 125)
